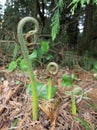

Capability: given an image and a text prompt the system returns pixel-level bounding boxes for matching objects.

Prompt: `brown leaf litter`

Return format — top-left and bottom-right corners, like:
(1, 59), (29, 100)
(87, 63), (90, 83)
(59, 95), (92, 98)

(0, 68), (97, 130)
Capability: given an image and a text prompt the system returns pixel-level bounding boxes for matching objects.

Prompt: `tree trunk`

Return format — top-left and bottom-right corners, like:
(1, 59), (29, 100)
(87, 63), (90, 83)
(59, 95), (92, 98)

(79, 2), (97, 52)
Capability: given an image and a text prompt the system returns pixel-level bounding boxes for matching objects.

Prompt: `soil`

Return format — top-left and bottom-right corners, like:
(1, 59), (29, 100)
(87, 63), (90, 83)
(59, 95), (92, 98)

(0, 66), (97, 130)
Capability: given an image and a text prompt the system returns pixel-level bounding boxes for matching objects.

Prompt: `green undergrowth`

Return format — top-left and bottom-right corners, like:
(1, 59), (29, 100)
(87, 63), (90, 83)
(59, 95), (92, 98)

(75, 117), (92, 130)
(8, 40), (52, 72)
(25, 81), (56, 100)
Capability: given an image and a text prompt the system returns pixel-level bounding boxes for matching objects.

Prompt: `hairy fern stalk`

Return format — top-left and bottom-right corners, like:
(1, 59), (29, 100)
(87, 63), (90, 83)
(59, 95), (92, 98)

(17, 17), (39, 121)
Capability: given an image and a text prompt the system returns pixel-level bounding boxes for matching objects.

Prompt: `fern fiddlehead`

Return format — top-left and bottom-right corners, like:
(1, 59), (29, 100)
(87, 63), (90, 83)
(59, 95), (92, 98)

(47, 62), (59, 75)
(17, 17), (39, 120)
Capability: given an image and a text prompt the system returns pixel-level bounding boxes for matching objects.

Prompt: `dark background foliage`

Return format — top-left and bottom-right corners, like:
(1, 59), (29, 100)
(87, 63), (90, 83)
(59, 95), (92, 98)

(0, 0), (97, 68)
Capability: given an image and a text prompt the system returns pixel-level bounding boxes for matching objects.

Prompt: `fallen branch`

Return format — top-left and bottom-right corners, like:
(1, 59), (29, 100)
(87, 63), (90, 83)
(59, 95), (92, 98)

(0, 40), (16, 43)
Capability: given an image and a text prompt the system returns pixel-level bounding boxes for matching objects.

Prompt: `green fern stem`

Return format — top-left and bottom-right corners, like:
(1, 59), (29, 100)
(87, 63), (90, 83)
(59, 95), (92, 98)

(17, 17), (39, 120)
(48, 78), (52, 100)
(71, 91), (77, 115)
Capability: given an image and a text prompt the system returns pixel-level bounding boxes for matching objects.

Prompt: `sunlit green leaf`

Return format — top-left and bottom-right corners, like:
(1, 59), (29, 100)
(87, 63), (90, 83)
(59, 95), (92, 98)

(46, 54), (53, 60)
(8, 61), (17, 72)
(29, 49), (37, 59)
(25, 82), (56, 100)
(41, 41), (49, 53)
(19, 59), (27, 70)
(71, 74), (77, 80)
(62, 74), (73, 86)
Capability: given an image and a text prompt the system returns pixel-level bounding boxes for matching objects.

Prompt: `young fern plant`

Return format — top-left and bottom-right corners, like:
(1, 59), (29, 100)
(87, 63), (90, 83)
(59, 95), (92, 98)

(17, 17), (39, 121)
(71, 87), (83, 115)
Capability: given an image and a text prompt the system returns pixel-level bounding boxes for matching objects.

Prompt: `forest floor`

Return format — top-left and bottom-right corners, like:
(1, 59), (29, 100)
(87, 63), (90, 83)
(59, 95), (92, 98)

(0, 66), (97, 130)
